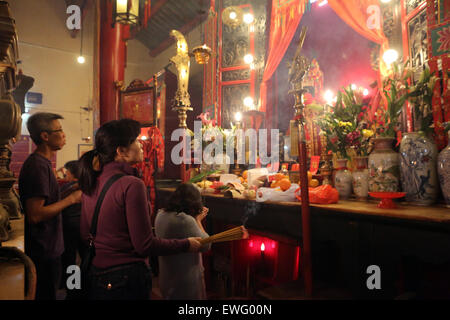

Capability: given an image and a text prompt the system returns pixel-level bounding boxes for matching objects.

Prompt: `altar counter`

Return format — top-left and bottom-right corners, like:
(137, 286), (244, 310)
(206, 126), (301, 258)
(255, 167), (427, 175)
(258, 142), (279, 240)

(157, 187), (450, 237)
(157, 187), (450, 298)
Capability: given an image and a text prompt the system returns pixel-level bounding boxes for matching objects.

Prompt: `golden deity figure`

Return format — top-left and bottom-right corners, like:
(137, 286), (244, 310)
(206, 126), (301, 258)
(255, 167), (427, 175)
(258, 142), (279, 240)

(170, 30), (191, 108)
(288, 27), (310, 94)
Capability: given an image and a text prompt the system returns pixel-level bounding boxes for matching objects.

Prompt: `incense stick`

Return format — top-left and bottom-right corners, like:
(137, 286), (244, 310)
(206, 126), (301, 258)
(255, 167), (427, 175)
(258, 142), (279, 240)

(199, 226), (246, 245)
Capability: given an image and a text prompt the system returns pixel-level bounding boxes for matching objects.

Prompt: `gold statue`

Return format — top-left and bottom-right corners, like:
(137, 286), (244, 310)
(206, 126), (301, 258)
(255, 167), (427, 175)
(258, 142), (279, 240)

(288, 27), (310, 156)
(288, 27), (310, 93)
(170, 30), (191, 108)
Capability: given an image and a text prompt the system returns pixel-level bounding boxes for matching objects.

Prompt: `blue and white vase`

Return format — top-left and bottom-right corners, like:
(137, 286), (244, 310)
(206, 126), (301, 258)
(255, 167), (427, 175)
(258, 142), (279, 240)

(368, 138), (400, 192)
(400, 132), (438, 205)
(437, 131), (450, 207)
(335, 159), (352, 200)
(352, 156), (369, 201)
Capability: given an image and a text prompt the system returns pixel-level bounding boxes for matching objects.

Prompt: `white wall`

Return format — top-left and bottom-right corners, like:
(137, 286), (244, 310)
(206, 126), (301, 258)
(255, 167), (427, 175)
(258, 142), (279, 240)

(9, 0), (95, 169)
(9, 0), (203, 168)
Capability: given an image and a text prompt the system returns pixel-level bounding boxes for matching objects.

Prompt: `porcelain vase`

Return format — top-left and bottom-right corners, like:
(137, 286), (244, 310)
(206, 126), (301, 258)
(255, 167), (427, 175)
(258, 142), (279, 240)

(400, 132), (438, 205)
(352, 157), (369, 201)
(438, 131), (450, 207)
(368, 137), (400, 192)
(334, 159), (352, 200)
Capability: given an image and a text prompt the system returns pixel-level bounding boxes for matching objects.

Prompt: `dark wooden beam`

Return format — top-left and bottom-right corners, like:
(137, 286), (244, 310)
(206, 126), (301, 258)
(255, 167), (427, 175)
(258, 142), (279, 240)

(148, 13), (206, 57)
(149, 0), (170, 19)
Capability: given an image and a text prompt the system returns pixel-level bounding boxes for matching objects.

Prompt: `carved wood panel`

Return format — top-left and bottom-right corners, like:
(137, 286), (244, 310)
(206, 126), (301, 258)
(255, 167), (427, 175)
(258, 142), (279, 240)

(222, 69), (251, 82)
(407, 8), (428, 79)
(405, 0), (425, 15)
(219, 0), (267, 127)
(221, 84), (250, 128)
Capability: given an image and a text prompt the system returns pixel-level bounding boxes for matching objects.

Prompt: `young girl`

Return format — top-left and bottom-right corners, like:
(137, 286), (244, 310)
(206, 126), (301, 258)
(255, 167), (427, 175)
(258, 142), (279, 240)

(155, 183), (211, 300)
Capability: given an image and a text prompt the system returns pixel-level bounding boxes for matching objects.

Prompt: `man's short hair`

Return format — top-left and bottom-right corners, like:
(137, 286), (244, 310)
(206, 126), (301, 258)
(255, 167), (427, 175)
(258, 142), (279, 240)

(27, 112), (64, 145)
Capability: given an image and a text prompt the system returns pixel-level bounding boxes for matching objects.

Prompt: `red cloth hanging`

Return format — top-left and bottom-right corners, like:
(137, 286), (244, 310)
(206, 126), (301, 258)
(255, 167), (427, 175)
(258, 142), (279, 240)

(327, 0), (389, 109)
(135, 126), (164, 215)
(259, 0), (307, 113)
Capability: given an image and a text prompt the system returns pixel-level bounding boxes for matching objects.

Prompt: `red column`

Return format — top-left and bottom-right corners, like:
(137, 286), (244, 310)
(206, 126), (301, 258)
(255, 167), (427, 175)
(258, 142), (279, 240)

(99, 0), (128, 125)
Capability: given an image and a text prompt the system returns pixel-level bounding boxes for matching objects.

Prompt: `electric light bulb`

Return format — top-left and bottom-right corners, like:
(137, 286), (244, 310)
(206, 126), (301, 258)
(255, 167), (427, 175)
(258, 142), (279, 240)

(141, 136), (147, 140)
(117, 0), (128, 13)
(260, 243), (265, 252)
(229, 11), (237, 20)
(235, 112), (242, 122)
(351, 84), (357, 91)
(77, 56), (85, 64)
(383, 49), (399, 65)
(243, 13), (254, 24)
(243, 96), (254, 108)
(244, 54), (253, 64)
(324, 90), (333, 105)
(363, 89), (369, 96)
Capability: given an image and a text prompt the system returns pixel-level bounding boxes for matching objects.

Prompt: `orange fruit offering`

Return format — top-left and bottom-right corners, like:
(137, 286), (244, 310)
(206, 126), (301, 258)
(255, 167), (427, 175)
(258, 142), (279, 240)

(309, 179), (319, 188)
(279, 179), (291, 191)
(271, 181), (279, 188)
(307, 171), (313, 182)
(274, 173), (286, 181)
(242, 170), (248, 179)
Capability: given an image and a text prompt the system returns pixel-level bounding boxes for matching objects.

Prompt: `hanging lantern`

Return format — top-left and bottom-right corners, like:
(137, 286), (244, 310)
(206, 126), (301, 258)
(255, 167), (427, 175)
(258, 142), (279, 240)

(192, 44), (212, 64)
(113, 0), (141, 26)
(222, 6), (243, 29)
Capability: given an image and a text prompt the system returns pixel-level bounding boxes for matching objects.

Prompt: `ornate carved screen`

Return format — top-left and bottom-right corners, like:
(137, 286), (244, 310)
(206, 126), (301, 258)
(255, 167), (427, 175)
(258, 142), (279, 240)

(218, 0), (267, 128)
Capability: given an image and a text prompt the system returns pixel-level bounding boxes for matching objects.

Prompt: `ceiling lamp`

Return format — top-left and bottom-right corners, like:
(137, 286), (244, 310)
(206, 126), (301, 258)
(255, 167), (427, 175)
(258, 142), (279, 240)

(113, 0), (141, 26)
(192, 44), (212, 64)
(222, 6), (244, 28)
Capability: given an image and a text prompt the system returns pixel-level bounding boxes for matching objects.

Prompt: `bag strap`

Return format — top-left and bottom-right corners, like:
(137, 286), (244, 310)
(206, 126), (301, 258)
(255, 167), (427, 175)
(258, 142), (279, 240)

(89, 173), (125, 239)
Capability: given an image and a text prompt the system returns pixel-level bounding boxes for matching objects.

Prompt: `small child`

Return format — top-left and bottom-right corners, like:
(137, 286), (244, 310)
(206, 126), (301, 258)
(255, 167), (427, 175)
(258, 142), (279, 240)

(155, 183), (211, 300)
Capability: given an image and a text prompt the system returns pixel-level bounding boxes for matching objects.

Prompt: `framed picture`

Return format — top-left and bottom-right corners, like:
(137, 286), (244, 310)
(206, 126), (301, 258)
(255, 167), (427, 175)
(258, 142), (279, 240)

(78, 144), (94, 159)
(120, 87), (155, 126)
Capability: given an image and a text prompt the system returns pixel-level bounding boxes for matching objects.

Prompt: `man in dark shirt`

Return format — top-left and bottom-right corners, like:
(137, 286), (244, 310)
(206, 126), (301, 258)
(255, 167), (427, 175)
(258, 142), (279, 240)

(19, 112), (81, 300)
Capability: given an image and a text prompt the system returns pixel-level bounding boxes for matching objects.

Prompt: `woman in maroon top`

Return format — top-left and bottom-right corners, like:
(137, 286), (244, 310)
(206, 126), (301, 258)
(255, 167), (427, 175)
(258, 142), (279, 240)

(78, 119), (202, 300)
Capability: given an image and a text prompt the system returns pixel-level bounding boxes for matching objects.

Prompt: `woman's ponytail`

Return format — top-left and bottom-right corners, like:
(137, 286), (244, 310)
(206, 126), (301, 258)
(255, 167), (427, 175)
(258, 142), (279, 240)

(78, 119), (141, 195)
(78, 149), (100, 195)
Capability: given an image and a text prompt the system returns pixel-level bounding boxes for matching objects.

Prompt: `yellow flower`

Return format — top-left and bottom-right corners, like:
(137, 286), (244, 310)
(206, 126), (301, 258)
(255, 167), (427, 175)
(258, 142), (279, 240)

(362, 129), (374, 138)
(338, 121), (352, 127)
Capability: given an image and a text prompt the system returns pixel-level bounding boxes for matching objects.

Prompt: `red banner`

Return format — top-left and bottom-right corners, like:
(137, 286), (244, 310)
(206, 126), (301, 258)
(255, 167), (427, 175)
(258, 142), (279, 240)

(259, 0), (307, 113)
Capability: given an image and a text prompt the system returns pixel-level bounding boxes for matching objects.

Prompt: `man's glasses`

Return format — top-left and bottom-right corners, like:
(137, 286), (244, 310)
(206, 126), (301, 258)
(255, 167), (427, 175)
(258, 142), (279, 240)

(45, 129), (64, 134)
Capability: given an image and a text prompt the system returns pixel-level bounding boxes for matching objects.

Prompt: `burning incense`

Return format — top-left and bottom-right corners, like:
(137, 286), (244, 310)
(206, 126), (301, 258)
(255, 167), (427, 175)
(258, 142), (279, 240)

(199, 226), (247, 245)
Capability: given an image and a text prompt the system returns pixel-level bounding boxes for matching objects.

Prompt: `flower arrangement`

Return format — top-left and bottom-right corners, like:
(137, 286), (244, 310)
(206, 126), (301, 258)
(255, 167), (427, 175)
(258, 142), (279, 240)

(408, 67), (438, 135)
(377, 61), (411, 137)
(194, 111), (231, 152)
(318, 86), (374, 158)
